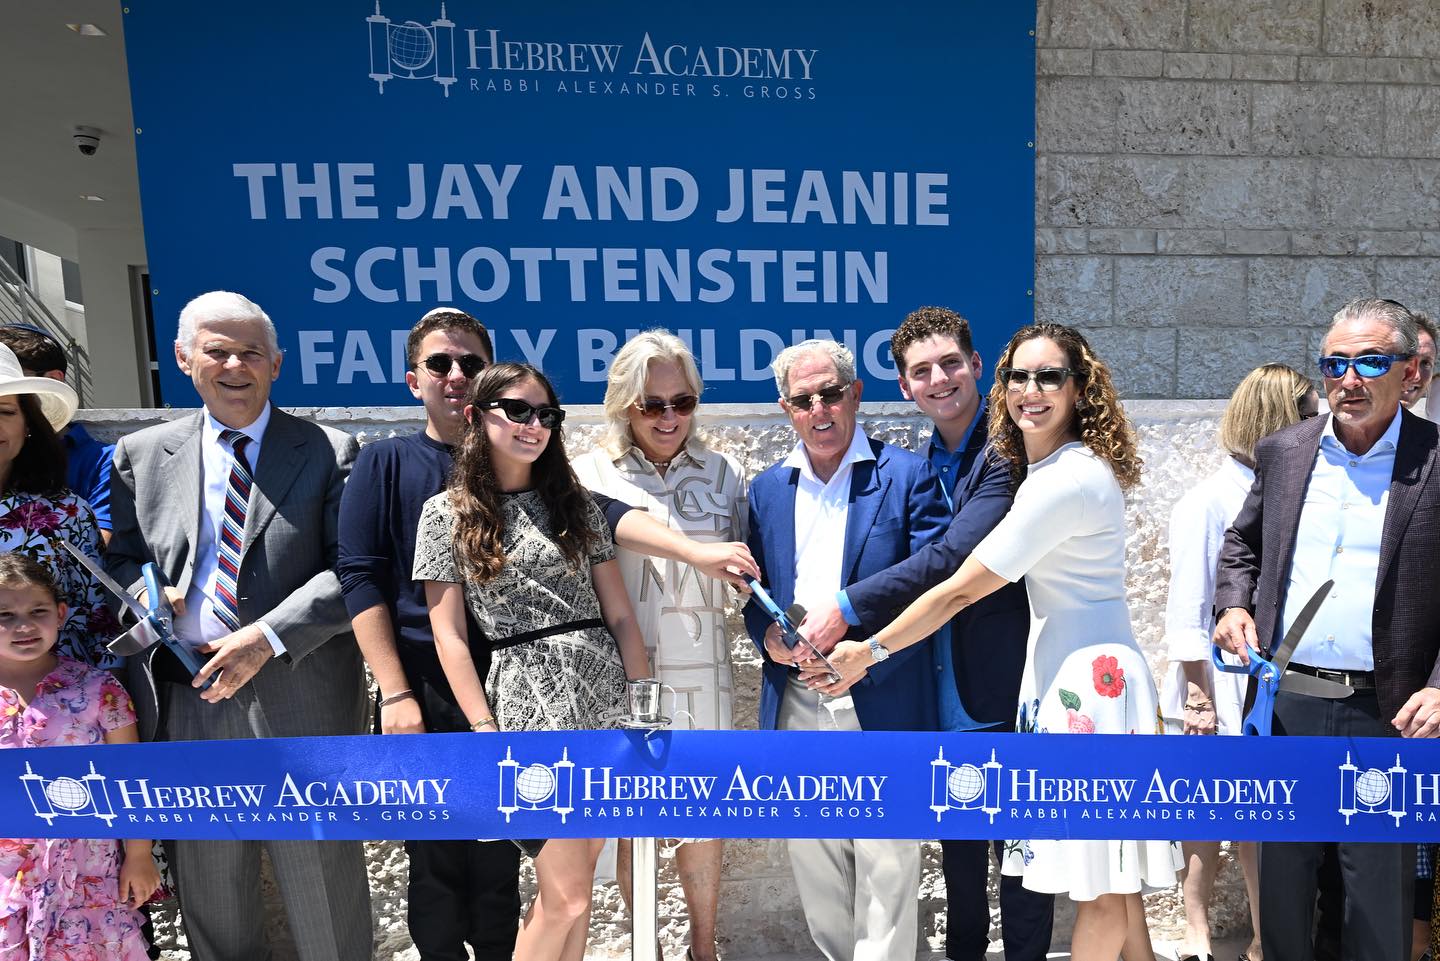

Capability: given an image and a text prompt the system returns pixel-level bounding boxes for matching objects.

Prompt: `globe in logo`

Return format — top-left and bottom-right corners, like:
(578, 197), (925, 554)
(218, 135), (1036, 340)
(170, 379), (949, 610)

(1355, 768), (1391, 807)
(947, 764), (986, 804)
(516, 763), (557, 804)
(44, 776), (92, 812)
(389, 21), (435, 75)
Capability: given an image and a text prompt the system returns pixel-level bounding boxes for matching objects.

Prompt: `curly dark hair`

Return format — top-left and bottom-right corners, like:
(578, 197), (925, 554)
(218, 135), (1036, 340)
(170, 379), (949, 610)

(6, 395), (66, 496)
(889, 306), (975, 374)
(447, 362), (595, 582)
(987, 323), (1142, 491)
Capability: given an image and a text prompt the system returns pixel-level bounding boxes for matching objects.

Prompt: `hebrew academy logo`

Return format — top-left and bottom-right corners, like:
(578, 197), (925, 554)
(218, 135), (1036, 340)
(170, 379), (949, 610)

(930, 747), (1001, 823)
(498, 746), (575, 823)
(20, 761), (117, 826)
(1339, 751), (1406, 826)
(366, 1), (457, 96)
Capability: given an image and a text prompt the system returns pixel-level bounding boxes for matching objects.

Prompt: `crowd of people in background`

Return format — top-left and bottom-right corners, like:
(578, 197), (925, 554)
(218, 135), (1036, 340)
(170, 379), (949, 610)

(0, 292), (1438, 961)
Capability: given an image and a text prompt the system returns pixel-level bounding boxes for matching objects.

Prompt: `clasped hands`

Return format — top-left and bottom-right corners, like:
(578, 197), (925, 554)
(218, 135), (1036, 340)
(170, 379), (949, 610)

(760, 599), (875, 697)
(1212, 606), (1440, 738)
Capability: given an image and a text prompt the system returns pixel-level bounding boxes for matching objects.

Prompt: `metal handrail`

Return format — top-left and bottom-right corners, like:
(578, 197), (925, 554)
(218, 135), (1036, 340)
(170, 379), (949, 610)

(0, 256), (91, 405)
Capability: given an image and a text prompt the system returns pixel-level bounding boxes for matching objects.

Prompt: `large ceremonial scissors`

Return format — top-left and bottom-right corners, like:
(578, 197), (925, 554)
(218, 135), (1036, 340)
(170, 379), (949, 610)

(744, 576), (841, 684)
(1211, 579), (1348, 736)
(61, 540), (216, 691)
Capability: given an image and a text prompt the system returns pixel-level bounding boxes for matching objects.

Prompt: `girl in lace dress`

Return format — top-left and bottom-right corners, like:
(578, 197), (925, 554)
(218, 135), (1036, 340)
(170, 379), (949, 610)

(0, 554), (160, 960)
(415, 363), (651, 961)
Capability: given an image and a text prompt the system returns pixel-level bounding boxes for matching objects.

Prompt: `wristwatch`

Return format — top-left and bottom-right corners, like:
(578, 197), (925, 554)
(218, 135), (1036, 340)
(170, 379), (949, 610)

(866, 636), (891, 663)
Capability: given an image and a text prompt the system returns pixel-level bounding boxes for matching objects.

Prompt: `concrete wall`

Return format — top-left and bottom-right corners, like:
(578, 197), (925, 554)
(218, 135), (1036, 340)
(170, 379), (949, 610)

(1036, 0), (1440, 400)
(81, 401), (1249, 959)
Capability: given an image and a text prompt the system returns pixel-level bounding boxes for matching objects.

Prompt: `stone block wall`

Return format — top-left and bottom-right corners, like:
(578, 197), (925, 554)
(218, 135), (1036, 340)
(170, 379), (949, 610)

(84, 401), (1249, 959)
(1036, 0), (1440, 400)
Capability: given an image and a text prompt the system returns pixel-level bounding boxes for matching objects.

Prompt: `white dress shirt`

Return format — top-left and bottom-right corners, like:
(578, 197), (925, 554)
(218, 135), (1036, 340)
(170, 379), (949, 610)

(1281, 409), (1402, 671)
(785, 428), (875, 617)
(174, 405), (284, 655)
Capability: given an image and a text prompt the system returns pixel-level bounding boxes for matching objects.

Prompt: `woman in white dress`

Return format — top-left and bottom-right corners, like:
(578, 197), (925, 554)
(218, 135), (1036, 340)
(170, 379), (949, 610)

(572, 330), (746, 961)
(1162, 364), (1316, 961)
(810, 323), (1179, 961)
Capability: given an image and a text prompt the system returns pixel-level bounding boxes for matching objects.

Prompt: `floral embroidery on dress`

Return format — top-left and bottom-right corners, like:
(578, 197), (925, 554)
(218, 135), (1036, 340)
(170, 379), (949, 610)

(0, 492), (121, 670)
(1092, 654), (1126, 697)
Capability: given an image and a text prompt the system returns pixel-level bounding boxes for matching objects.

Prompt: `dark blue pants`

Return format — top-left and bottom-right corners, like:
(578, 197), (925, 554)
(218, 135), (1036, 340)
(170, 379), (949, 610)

(941, 837), (1054, 961)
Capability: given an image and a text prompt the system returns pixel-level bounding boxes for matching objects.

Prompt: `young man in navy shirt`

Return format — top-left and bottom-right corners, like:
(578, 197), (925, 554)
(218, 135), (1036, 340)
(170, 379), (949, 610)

(337, 308), (757, 961)
(799, 307), (1053, 961)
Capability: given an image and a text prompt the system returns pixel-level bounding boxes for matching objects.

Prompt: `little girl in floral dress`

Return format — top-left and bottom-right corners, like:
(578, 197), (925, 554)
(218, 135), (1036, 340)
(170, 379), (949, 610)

(0, 554), (158, 959)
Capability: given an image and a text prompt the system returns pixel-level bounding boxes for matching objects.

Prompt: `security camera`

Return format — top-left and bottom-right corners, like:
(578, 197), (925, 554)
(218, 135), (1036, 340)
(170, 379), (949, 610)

(73, 126), (101, 156)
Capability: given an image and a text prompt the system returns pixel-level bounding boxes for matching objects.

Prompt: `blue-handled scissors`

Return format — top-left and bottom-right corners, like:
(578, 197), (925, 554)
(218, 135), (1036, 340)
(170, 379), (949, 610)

(62, 541), (215, 691)
(744, 576), (841, 683)
(1211, 579), (1333, 737)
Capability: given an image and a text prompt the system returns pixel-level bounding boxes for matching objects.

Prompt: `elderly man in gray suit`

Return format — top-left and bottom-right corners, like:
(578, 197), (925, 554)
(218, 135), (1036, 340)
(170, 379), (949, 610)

(107, 290), (370, 961)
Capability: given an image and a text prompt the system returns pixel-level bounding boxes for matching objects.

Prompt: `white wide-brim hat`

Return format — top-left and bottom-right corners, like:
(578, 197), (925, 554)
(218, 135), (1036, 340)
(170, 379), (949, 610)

(0, 344), (79, 430)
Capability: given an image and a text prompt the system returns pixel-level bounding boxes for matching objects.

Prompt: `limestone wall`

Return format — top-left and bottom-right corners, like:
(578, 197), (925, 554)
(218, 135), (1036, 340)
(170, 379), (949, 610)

(1037, 0), (1440, 400)
(81, 401), (1250, 958)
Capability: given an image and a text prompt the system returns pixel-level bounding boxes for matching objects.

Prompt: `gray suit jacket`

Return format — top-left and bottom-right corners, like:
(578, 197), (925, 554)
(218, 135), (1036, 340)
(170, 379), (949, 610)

(1215, 408), (1440, 723)
(107, 407), (366, 741)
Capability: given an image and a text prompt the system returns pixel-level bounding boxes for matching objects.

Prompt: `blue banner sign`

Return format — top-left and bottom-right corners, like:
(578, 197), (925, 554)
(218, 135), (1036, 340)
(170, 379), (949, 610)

(121, 2), (1035, 407)
(5, 732), (1440, 843)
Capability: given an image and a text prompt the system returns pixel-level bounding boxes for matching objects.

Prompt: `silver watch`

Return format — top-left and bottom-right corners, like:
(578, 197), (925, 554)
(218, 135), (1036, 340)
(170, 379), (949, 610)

(866, 636), (891, 663)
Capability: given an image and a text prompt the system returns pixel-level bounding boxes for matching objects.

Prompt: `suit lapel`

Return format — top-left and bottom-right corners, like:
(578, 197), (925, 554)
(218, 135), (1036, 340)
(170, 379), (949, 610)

(843, 443), (888, 584)
(1269, 420), (1325, 588)
(242, 409), (306, 557)
(775, 468), (799, 607)
(161, 414), (204, 587)
(1377, 411), (1434, 592)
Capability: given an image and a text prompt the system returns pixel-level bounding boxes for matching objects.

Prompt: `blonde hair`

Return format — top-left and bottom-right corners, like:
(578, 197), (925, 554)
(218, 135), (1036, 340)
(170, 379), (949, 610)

(600, 329), (705, 458)
(987, 323), (1143, 491)
(1217, 363), (1313, 463)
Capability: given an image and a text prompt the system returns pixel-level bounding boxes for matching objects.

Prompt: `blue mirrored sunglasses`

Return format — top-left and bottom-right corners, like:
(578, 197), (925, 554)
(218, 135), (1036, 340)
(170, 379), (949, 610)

(1316, 353), (1410, 379)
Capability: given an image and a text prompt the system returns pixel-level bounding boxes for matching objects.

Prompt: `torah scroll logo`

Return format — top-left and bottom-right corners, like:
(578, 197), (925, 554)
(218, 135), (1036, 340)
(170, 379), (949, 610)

(930, 747), (1001, 824)
(497, 746), (575, 823)
(366, 1), (456, 97)
(1339, 751), (1406, 827)
(20, 761), (117, 826)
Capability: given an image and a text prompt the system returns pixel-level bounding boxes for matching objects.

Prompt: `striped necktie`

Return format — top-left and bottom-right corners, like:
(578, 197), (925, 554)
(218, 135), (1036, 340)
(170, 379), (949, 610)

(214, 428), (252, 633)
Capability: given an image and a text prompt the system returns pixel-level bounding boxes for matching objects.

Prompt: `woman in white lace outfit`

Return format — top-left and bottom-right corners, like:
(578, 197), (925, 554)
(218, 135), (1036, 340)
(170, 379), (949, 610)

(573, 330), (746, 961)
(415, 362), (651, 961)
(813, 323), (1180, 961)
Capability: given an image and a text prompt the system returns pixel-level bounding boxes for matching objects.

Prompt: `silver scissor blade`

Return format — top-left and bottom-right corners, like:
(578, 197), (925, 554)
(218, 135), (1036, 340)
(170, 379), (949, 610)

(60, 539), (150, 623)
(1267, 578), (1335, 674)
(1279, 670), (1354, 699)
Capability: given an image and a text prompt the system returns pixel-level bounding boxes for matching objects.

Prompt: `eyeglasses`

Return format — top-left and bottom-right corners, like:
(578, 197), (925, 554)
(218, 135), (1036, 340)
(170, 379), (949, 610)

(782, 382), (852, 411)
(419, 353), (487, 378)
(476, 398), (566, 430)
(996, 366), (1076, 391)
(633, 394), (699, 418)
(1316, 354), (1410, 379)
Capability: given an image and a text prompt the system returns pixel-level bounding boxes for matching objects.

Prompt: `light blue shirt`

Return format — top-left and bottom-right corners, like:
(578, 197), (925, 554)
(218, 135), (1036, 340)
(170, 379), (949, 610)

(925, 411), (981, 508)
(1279, 409), (1402, 671)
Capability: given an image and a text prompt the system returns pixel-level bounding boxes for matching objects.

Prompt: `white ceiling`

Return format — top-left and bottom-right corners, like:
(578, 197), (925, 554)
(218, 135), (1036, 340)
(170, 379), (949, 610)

(1, 1), (143, 258)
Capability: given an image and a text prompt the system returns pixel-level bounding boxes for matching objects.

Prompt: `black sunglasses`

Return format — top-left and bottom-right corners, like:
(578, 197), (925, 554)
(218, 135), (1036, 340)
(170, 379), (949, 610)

(782, 382), (851, 410)
(1316, 354), (1410, 380)
(477, 398), (566, 430)
(634, 394), (699, 418)
(996, 366), (1076, 391)
(419, 353), (488, 378)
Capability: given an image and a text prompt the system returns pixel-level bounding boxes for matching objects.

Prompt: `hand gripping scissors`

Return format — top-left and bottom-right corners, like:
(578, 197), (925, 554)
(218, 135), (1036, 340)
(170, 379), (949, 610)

(62, 540), (216, 691)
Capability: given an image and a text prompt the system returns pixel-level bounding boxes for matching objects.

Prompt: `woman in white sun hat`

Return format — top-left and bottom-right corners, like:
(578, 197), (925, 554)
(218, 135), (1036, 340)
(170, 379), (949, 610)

(0, 343), (121, 667)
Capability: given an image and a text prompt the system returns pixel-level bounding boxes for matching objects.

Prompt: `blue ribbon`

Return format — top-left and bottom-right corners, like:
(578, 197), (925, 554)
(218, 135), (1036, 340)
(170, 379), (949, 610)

(6, 730), (1440, 842)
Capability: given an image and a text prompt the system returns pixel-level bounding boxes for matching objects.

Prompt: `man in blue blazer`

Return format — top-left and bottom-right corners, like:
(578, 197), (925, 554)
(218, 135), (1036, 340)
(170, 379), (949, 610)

(744, 338), (949, 961)
(798, 308), (1053, 961)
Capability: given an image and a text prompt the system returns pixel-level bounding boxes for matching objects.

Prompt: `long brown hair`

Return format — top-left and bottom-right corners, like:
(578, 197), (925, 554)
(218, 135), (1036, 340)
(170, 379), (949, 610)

(987, 323), (1143, 491)
(447, 363), (596, 582)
